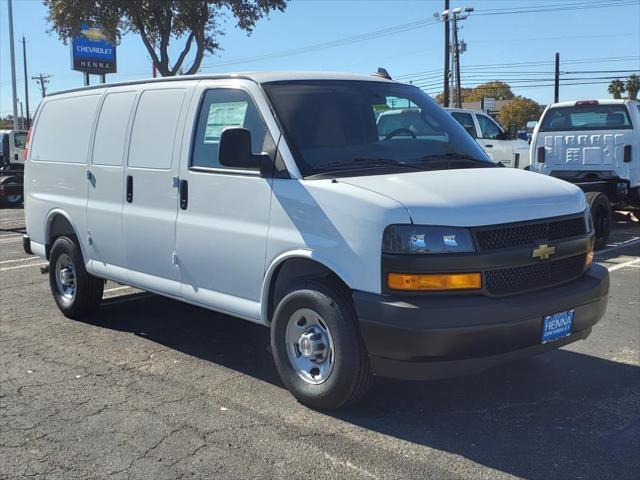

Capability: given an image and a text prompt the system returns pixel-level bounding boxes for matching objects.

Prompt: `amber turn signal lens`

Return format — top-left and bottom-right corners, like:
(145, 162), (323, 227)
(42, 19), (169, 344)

(387, 272), (482, 291)
(585, 243), (594, 267)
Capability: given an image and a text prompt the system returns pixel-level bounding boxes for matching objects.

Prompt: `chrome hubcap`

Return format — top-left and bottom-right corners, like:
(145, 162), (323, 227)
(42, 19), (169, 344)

(55, 253), (76, 304)
(285, 308), (334, 385)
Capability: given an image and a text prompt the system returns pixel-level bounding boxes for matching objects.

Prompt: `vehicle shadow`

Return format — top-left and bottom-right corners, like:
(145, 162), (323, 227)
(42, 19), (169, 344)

(90, 293), (639, 480)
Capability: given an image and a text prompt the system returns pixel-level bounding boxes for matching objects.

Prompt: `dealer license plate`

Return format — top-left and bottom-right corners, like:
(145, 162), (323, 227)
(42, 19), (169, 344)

(541, 309), (574, 344)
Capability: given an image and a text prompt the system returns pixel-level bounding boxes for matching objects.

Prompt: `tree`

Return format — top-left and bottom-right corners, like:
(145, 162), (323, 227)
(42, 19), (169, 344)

(43, 0), (288, 77)
(625, 74), (639, 100)
(607, 79), (626, 99)
(498, 96), (542, 132)
(434, 81), (514, 104)
(464, 81), (514, 102)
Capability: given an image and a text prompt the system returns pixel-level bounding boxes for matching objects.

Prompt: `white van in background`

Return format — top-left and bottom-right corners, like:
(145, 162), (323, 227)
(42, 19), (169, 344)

(531, 99), (640, 247)
(24, 73), (608, 409)
(446, 108), (532, 168)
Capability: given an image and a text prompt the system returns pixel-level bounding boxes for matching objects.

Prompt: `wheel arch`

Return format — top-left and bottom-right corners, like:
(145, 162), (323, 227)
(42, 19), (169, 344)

(44, 209), (83, 260)
(261, 250), (353, 325)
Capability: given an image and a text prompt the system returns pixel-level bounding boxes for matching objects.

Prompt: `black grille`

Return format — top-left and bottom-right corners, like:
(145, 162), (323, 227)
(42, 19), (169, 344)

(474, 216), (586, 251)
(485, 254), (586, 296)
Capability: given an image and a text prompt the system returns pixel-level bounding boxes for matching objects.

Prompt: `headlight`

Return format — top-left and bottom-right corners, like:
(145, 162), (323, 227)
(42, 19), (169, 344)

(382, 225), (475, 254)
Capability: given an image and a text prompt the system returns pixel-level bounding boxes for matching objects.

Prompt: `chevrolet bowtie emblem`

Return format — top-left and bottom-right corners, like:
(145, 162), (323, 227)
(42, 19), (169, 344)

(532, 243), (556, 260)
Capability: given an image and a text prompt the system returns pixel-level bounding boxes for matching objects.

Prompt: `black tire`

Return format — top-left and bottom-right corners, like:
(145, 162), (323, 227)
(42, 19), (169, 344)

(49, 236), (103, 319)
(271, 280), (373, 410)
(1, 178), (23, 207)
(586, 191), (611, 249)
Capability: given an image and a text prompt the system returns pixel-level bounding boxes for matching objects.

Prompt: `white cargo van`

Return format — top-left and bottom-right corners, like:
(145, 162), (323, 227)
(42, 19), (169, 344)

(24, 73), (609, 409)
(531, 99), (640, 247)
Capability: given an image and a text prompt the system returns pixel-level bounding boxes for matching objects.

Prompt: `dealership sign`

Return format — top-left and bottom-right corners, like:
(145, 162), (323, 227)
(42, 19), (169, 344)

(71, 25), (117, 74)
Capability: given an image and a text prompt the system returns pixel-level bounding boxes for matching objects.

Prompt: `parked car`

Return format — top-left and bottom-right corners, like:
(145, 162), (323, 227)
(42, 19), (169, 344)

(0, 128), (27, 206)
(531, 99), (640, 247)
(446, 108), (532, 168)
(24, 72), (608, 409)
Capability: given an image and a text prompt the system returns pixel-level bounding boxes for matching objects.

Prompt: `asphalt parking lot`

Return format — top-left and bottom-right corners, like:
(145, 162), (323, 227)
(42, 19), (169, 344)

(1, 206), (638, 480)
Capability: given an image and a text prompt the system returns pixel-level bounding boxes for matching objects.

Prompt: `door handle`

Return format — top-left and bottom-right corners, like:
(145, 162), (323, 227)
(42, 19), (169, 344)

(485, 144), (493, 148)
(179, 179), (188, 210)
(126, 175), (133, 203)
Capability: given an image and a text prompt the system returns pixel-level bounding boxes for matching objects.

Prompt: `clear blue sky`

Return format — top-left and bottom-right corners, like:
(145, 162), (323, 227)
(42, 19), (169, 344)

(1, 0), (639, 118)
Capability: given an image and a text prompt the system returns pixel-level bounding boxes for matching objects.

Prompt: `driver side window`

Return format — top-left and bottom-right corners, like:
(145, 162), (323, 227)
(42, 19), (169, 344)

(191, 88), (267, 170)
(476, 114), (502, 140)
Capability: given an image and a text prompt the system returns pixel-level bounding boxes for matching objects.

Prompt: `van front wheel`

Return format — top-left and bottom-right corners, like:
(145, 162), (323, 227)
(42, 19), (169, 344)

(271, 280), (373, 410)
(49, 236), (103, 319)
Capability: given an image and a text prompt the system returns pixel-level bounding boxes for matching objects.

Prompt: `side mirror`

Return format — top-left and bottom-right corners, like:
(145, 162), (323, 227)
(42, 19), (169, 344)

(219, 127), (271, 175)
(496, 131), (509, 141)
(463, 125), (476, 138)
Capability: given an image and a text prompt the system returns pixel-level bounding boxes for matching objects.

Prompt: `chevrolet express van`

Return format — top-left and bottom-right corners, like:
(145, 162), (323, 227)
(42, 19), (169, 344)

(24, 73), (609, 409)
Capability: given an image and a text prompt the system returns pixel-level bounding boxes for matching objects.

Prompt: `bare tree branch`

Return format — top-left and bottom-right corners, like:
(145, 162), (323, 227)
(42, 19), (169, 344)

(170, 32), (195, 75)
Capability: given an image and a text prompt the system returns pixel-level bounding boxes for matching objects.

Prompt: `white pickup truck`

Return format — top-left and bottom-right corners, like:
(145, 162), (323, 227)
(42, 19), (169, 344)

(446, 108), (532, 168)
(531, 99), (640, 247)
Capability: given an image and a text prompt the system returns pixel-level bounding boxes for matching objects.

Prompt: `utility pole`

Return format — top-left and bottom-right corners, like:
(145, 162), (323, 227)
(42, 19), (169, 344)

(32, 74), (51, 98)
(435, 6), (473, 108)
(7, 0), (19, 130)
(21, 36), (31, 129)
(452, 14), (462, 108)
(443, 0), (450, 107)
(554, 52), (560, 103)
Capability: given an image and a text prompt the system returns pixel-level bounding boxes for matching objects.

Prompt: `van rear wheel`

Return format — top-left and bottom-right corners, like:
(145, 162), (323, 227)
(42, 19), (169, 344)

(271, 280), (373, 410)
(49, 236), (103, 319)
(586, 191), (611, 249)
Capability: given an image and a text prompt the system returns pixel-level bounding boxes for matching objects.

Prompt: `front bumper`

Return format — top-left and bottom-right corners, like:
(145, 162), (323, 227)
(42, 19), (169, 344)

(353, 264), (609, 380)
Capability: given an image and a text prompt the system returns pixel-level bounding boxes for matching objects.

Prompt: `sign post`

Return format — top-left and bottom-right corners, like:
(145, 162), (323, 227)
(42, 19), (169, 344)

(71, 25), (116, 84)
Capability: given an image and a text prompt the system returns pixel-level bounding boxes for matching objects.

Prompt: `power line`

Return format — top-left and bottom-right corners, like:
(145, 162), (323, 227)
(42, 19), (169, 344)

(408, 71), (640, 85)
(394, 56), (640, 79)
(414, 75), (638, 90)
(199, 0), (637, 71)
(419, 79), (637, 95)
(475, 0), (637, 16)
(199, 17), (439, 69)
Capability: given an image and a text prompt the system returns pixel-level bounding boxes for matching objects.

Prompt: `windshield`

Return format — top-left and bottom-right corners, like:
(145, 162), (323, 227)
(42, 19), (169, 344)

(263, 80), (490, 177)
(540, 104), (633, 132)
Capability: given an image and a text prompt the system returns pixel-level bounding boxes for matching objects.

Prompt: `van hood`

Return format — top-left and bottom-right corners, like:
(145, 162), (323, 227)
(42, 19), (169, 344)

(338, 168), (586, 227)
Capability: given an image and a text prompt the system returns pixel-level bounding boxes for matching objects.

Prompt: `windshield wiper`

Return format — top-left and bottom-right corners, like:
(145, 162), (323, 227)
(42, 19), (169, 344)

(323, 157), (424, 169)
(416, 153), (495, 167)
(305, 157), (428, 179)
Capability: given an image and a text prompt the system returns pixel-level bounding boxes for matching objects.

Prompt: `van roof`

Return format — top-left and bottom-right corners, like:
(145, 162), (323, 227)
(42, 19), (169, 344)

(48, 71), (397, 97)
(548, 99), (639, 108)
